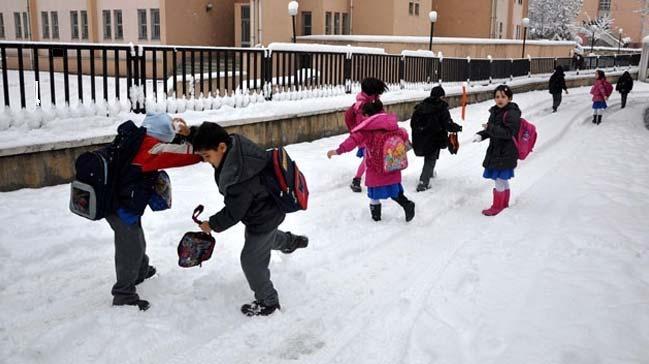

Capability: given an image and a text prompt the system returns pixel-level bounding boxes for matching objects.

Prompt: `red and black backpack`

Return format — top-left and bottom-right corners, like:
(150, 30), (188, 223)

(263, 147), (309, 213)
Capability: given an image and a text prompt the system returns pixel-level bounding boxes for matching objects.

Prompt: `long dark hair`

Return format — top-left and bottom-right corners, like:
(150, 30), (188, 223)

(361, 78), (389, 96)
(596, 70), (606, 80)
(362, 99), (384, 116)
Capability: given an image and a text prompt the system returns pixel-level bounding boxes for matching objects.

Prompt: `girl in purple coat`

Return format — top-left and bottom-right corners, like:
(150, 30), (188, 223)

(590, 70), (611, 125)
(328, 100), (415, 222)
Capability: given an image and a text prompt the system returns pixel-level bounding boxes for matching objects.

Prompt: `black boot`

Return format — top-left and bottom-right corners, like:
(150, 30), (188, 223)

(113, 299), (151, 311)
(350, 177), (362, 193)
(241, 300), (281, 317)
(597, 115), (603, 125)
(392, 193), (415, 222)
(370, 204), (381, 221)
(592, 115), (598, 124)
(281, 233), (309, 254)
(552, 106), (557, 113)
(135, 265), (156, 286)
(416, 181), (430, 192)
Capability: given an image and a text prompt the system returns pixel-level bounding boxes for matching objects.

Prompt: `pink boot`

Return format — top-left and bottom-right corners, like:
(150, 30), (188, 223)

(482, 189), (508, 216)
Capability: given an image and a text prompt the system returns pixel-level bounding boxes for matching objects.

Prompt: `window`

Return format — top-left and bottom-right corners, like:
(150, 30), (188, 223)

(598, 0), (611, 11)
(22, 12), (29, 39)
(414, 3), (420, 16)
(138, 9), (147, 39)
(0, 14), (4, 39)
(325, 12), (331, 35)
(14, 12), (22, 39)
(113, 10), (123, 40)
(409, 2), (414, 15)
(151, 9), (160, 40)
(70, 11), (79, 39)
(241, 5), (250, 47)
(301, 11), (312, 36)
(102, 10), (111, 39)
(499, 22), (503, 38)
(81, 10), (88, 39)
(41, 12), (49, 39)
(51, 11), (59, 39)
(342, 13), (349, 35)
(334, 12), (340, 35)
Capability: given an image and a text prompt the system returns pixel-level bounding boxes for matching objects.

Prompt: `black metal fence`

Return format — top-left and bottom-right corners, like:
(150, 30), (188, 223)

(0, 41), (642, 113)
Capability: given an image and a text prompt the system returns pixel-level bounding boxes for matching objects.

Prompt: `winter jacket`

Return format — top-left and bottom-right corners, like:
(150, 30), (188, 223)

(117, 134), (201, 217)
(208, 134), (285, 234)
(336, 113), (410, 188)
(548, 68), (567, 94)
(477, 102), (521, 170)
(410, 97), (462, 156)
(590, 79), (609, 102)
(616, 72), (634, 94)
(344, 92), (380, 132)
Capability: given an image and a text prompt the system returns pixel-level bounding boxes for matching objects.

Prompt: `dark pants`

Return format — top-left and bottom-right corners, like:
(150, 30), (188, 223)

(241, 228), (294, 306)
(552, 93), (562, 110)
(621, 92), (628, 108)
(106, 214), (150, 304)
(419, 149), (440, 184)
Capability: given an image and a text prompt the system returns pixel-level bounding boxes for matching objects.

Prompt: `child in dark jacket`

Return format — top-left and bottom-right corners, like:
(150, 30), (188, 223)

(110, 113), (202, 311)
(192, 122), (308, 317)
(616, 71), (634, 109)
(548, 66), (569, 112)
(472, 85), (521, 217)
(345, 78), (389, 193)
(329, 100), (415, 222)
(410, 85), (462, 191)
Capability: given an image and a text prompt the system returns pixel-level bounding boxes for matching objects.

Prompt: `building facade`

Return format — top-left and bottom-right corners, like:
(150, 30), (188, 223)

(577, 0), (648, 47)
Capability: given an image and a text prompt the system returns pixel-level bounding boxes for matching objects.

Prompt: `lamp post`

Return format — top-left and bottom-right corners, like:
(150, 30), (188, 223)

(288, 1), (299, 43)
(521, 17), (530, 58)
(617, 28), (624, 54)
(428, 11), (438, 51)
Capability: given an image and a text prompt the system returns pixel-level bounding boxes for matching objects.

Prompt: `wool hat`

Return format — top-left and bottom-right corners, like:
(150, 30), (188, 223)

(430, 85), (446, 99)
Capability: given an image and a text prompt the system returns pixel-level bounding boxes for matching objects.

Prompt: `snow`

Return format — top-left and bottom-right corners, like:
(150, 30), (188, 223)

(401, 50), (436, 58)
(299, 35), (577, 46)
(268, 42), (386, 55)
(1, 82), (649, 364)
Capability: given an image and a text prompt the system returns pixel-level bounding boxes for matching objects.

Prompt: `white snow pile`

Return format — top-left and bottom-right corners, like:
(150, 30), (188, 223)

(1, 83), (648, 364)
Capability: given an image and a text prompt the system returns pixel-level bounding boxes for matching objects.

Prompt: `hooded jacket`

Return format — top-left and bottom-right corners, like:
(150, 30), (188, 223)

(548, 67), (568, 94)
(590, 79), (610, 102)
(344, 92), (380, 132)
(208, 134), (285, 234)
(477, 102), (521, 170)
(410, 97), (462, 156)
(616, 72), (634, 94)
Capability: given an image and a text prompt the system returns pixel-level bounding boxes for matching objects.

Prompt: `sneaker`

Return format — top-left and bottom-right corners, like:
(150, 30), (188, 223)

(350, 178), (362, 193)
(416, 182), (430, 192)
(281, 233), (309, 254)
(241, 300), (281, 316)
(135, 266), (156, 286)
(113, 299), (151, 311)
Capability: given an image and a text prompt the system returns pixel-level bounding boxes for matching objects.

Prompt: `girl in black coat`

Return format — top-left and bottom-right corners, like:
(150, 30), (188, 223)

(472, 85), (521, 216)
(410, 86), (462, 191)
(548, 66), (569, 112)
(616, 71), (634, 109)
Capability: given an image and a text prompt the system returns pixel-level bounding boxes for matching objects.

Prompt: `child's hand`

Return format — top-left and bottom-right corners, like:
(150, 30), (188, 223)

(173, 118), (190, 136)
(327, 150), (338, 159)
(199, 221), (212, 234)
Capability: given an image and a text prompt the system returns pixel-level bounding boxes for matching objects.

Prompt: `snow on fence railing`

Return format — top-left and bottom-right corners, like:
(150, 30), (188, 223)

(0, 40), (642, 127)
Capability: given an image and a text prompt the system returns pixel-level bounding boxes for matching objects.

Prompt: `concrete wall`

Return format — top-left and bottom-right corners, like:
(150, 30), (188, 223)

(0, 71), (635, 192)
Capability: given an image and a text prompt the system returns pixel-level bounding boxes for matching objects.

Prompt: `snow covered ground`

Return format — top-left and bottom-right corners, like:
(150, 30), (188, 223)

(1, 83), (648, 364)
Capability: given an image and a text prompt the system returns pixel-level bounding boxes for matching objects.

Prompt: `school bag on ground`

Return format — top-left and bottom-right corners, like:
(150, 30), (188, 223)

(366, 129), (410, 173)
(69, 120), (146, 220)
(504, 112), (537, 161)
(178, 205), (216, 268)
(262, 146), (309, 213)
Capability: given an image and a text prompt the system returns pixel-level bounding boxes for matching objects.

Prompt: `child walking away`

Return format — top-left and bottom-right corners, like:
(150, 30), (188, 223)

(616, 71), (634, 109)
(191, 122), (309, 317)
(328, 100), (415, 222)
(110, 113), (202, 310)
(548, 66), (569, 112)
(345, 78), (389, 193)
(472, 85), (521, 217)
(590, 70), (613, 125)
(410, 85), (463, 191)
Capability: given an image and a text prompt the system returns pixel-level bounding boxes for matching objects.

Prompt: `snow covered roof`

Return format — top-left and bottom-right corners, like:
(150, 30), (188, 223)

(268, 42), (386, 55)
(298, 35), (577, 46)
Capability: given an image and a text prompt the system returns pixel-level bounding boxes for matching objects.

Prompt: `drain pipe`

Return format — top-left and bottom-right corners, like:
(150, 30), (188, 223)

(349, 0), (353, 34)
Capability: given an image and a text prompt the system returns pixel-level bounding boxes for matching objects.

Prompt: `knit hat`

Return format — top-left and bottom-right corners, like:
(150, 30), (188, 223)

(142, 112), (175, 143)
(430, 85), (446, 99)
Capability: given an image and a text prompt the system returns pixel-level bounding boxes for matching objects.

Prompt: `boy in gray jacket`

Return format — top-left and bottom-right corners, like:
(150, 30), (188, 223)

(192, 122), (308, 316)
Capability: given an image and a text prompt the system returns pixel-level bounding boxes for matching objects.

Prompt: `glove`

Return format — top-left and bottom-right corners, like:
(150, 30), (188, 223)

(472, 135), (482, 143)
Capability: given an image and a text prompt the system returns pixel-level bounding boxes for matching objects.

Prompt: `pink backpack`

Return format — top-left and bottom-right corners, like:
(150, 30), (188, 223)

(603, 81), (613, 97)
(366, 129), (410, 173)
(505, 112), (537, 160)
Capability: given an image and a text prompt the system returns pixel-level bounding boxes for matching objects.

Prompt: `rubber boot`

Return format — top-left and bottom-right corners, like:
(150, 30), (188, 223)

(392, 193), (415, 222)
(482, 189), (508, 216)
(350, 178), (362, 193)
(370, 204), (381, 221)
(597, 115), (602, 125)
(503, 189), (510, 208)
(592, 114), (598, 124)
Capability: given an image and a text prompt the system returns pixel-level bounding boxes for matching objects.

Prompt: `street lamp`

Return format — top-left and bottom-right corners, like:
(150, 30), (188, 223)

(617, 28), (624, 54)
(521, 17), (530, 58)
(288, 1), (299, 43)
(428, 11), (438, 51)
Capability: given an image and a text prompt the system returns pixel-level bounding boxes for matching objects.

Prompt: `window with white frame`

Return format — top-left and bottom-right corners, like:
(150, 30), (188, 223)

(151, 9), (160, 40)
(334, 12), (340, 35)
(138, 9), (147, 39)
(51, 11), (59, 39)
(302, 11), (312, 36)
(325, 12), (331, 35)
(80, 10), (88, 39)
(22, 12), (29, 39)
(0, 14), (4, 39)
(342, 13), (349, 35)
(41, 11), (49, 39)
(70, 11), (79, 39)
(103, 10), (111, 39)
(114, 10), (123, 40)
(14, 13), (22, 39)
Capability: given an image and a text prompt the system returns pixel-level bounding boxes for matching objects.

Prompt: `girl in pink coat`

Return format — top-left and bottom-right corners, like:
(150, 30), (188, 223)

(344, 78), (389, 193)
(329, 99), (415, 222)
(590, 70), (611, 125)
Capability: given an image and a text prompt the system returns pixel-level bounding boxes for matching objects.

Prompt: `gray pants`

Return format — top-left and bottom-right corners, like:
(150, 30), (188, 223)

(552, 93), (562, 110)
(241, 228), (293, 306)
(419, 150), (440, 184)
(106, 214), (150, 304)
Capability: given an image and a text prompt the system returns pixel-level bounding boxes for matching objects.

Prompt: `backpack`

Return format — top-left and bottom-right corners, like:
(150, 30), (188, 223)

(177, 205), (216, 268)
(263, 147), (309, 213)
(603, 80), (613, 97)
(505, 112), (537, 160)
(69, 121), (146, 220)
(366, 129), (410, 173)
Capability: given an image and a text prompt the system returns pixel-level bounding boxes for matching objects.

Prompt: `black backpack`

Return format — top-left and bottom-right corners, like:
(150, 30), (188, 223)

(263, 147), (309, 214)
(69, 121), (146, 220)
